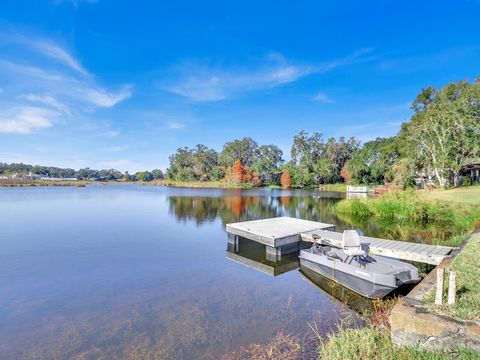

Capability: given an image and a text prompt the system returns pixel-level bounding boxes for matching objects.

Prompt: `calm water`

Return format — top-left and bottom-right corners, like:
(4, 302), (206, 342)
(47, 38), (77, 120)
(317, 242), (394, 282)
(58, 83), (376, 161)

(0, 185), (433, 359)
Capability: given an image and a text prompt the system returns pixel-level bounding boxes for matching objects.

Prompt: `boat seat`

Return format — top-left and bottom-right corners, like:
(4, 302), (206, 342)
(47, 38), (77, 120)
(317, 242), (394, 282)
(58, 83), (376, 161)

(342, 230), (366, 257)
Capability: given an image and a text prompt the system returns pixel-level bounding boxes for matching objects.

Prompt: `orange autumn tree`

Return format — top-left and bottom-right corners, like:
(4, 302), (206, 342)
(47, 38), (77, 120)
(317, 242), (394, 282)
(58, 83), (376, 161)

(280, 171), (292, 189)
(340, 160), (351, 184)
(232, 160), (244, 184)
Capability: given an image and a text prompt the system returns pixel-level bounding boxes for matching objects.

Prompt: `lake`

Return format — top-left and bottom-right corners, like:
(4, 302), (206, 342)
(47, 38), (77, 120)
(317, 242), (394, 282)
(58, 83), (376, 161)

(0, 185), (426, 359)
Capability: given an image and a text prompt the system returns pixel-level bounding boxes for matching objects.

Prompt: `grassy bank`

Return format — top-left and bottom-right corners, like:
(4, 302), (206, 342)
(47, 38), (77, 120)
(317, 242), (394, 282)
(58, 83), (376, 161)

(0, 180), (90, 187)
(334, 189), (480, 246)
(427, 232), (480, 321)
(318, 326), (479, 360)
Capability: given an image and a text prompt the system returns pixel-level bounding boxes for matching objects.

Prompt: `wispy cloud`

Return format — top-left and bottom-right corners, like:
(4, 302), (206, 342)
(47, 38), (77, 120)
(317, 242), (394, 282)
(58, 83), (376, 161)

(18, 94), (70, 114)
(0, 106), (57, 134)
(100, 145), (129, 153)
(0, 30), (131, 134)
(52, 0), (98, 6)
(312, 92), (334, 104)
(106, 130), (120, 138)
(167, 120), (185, 129)
(166, 49), (374, 102)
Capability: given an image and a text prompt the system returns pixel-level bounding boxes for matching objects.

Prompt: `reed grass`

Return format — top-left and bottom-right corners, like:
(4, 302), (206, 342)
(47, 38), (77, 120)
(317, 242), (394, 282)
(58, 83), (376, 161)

(335, 190), (480, 246)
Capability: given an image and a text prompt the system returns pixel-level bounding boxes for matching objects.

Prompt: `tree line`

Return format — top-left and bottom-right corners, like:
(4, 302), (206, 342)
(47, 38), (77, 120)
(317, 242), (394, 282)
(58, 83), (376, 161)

(166, 77), (480, 188)
(0, 163), (164, 182)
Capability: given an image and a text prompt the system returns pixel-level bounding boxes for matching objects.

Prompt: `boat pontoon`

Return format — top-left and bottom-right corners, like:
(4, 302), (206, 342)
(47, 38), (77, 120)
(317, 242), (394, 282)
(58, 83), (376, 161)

(299, 230), (421, 299)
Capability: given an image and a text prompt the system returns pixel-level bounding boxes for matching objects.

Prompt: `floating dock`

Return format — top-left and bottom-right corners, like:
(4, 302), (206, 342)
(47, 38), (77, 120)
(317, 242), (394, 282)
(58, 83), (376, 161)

(226, 217), (455, 265)
(226, 217), (335, 261)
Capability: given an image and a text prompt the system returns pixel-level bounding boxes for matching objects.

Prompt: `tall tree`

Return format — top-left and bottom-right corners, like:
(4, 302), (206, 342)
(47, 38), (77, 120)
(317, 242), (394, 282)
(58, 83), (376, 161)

(348, 137), (400, 184)
(401, 79), (480, 186)
(219, 137), (260, 167)
(252, 144), (284, 183)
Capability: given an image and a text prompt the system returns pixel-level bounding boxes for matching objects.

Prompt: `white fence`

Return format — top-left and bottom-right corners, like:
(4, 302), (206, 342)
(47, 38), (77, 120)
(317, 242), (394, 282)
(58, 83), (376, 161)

(346, 185), (368, 193)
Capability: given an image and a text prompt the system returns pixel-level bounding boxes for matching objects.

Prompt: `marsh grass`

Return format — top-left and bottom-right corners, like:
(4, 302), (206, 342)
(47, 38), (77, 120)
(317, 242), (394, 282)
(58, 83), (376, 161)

(335, 190), (480, 246)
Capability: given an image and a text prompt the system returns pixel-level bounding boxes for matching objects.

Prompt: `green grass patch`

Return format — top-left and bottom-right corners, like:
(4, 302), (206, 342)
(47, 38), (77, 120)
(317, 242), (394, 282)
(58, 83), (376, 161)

(263, 184), (282, 189)
(334, 190), (480, 246)
(318, 326), (480, 360)
(323, 183), (347, 192)
(427, 233), (480, 321)
(422, 185), (480, 205)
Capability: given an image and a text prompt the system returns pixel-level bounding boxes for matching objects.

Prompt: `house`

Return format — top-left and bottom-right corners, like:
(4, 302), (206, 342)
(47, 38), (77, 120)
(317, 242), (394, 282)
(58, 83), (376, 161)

(460, 160), (480, 184)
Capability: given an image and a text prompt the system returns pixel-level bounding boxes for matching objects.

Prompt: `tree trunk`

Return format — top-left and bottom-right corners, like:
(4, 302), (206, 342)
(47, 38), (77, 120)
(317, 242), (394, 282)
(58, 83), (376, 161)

(453, 171), (459, 187)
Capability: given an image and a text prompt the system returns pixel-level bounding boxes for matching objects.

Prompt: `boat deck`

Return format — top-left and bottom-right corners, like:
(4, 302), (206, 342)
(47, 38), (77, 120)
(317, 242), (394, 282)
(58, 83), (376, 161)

(226, 217), (455, 265)
(301, 229), (454, 265)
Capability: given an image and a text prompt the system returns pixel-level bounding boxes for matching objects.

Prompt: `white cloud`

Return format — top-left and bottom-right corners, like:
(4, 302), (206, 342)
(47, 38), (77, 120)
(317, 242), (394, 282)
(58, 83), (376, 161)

(106, 130), (120, 138)
(80, 86), (132, 107)
(0, 106), (57, 134)
(312, 92), (334, 103)
(100, 145), (129, 153)
(32, 39), (89, 76)
(167, 120), (185, 129)
(19, 94), (70, 114)
(167, 48), (374, 102)
(53, 0), (98, 6)
(0, 32), (132, 134)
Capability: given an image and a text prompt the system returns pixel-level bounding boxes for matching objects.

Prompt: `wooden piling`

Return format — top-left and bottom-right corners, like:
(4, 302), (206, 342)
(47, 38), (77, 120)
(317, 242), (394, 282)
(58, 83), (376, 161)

(448, 271), (457, 305)
(435, 268), (444, 305)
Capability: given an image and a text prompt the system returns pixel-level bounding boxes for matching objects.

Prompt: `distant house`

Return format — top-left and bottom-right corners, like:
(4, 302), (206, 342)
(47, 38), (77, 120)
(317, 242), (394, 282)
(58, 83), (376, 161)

(40, 176), (78, 181)
(26, 172), (42, 180)
(460, 159), (480, 184)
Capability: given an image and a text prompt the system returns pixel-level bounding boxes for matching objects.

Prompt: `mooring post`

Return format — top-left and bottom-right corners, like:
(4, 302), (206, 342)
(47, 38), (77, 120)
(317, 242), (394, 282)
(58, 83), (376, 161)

(227, 233), (239, 252)
(448, 271), (457, 305)
(435, 268), (444, 305)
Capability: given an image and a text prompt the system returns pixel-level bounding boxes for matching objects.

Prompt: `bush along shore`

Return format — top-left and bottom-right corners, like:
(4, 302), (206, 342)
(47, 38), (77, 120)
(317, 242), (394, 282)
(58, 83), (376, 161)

(334, 190), (480, 247)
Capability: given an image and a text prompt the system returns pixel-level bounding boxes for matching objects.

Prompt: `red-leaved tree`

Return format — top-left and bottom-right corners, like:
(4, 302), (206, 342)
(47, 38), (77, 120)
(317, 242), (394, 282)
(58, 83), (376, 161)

(280, 171), (292, 189)
(232, 160), (244, 184)
(340, 160), (351, 184)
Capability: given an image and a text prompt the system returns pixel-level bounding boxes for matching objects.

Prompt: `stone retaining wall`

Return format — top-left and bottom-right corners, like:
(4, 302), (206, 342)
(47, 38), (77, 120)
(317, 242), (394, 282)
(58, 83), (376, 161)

(390, 232), (480, 351)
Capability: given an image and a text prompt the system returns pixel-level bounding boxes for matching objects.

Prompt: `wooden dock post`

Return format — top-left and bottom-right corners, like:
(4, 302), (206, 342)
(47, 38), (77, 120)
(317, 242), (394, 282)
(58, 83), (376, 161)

(435, 268), (444, 305)
(448, 271), (457, 305)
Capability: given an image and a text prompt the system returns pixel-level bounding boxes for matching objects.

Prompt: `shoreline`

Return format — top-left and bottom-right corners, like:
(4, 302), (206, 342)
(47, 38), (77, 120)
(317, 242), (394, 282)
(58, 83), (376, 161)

(0, 179), (351, 191)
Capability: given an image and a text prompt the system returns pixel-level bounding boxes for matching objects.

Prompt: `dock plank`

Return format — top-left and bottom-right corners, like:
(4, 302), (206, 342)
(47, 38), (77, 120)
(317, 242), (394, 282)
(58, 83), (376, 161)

(227, 217), (455, 265)
(303, 229), (455, 265)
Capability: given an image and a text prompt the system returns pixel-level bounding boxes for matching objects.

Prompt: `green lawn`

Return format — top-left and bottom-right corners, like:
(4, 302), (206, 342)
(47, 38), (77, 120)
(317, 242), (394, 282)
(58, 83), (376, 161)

(421, 185), (480, 205)
(427, 232), (480, 321)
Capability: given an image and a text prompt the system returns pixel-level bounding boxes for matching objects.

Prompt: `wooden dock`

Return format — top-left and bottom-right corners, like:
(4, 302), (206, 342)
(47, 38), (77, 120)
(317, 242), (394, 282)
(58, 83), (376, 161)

(226, 217), (455, 265)
(301, 229), (454, 265)
(226, 217), (335, 261)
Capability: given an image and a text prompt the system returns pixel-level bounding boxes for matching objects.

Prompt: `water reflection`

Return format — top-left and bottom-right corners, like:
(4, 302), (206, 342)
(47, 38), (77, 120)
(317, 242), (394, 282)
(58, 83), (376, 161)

(226, 237), (299, 277)
(168, 190), (345, 229)
(0, 186), (451, 359)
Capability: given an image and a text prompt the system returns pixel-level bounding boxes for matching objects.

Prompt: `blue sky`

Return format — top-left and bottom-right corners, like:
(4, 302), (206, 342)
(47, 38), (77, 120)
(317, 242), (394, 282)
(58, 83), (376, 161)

(0, 0), (479, 172)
